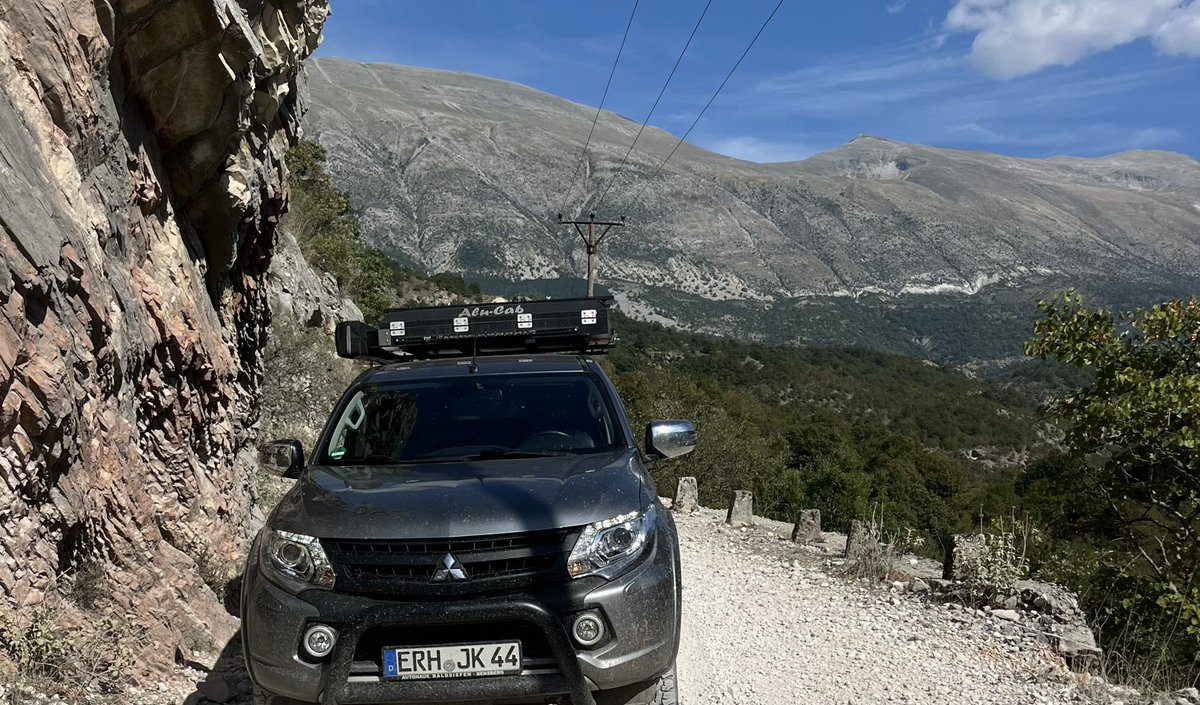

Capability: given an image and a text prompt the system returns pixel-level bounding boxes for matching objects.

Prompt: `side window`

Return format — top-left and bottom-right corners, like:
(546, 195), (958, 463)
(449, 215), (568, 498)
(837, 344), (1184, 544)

(327, 391), (366, 460)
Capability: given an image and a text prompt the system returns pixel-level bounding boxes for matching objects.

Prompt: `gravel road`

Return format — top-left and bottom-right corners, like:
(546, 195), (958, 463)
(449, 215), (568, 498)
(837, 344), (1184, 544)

(673, 508), (1108, 705)
(79, 505), (1122, 705)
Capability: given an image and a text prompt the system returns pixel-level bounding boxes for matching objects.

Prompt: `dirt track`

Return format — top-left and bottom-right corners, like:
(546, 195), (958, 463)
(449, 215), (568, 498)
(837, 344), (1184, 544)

(673, 508), (1103, 705)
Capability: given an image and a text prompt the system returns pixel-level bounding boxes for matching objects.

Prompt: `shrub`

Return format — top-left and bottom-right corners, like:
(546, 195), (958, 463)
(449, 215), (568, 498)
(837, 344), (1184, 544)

(958, 532), (1026, 604)
(1026, 292), (1199, 594)
(59, 562), (107, 610)
(843, 520), (891, 581)
(0, 597), (145, 697)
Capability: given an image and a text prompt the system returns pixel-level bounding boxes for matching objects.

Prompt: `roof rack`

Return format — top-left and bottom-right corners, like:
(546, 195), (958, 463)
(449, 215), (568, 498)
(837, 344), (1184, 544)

(335, 296), (616, 362)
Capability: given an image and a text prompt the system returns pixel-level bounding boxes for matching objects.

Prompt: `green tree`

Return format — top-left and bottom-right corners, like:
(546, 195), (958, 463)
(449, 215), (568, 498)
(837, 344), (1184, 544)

(1026, 292), (1200, 583)
(608, 365), (788, 509)
(1026, 291), (1200, 679)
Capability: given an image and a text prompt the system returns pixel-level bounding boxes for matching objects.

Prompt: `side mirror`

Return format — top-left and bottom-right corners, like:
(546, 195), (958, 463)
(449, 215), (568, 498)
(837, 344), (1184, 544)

(645, 420), (696, 463)
(260, 439), (305, 479)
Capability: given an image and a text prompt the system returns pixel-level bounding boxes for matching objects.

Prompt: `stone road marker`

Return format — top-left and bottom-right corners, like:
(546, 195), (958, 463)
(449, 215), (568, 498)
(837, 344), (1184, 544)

(674, 476), (699, 513)
(844, 520), (871, 560)
(791, 509), (821, 543)
(726, 491), (753, 525)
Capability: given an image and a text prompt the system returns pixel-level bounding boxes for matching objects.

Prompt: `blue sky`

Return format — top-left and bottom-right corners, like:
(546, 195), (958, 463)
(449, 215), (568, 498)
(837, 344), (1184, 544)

(316, 0), (1200, 162)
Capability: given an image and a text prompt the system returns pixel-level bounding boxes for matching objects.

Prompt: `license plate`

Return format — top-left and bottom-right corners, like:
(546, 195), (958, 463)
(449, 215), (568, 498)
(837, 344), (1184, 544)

(382, 641), (522, 680)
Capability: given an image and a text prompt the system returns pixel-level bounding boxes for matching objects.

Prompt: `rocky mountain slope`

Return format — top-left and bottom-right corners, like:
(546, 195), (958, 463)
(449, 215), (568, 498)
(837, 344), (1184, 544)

(0, 0), (326, 675)
(302, 57), (1200, 360)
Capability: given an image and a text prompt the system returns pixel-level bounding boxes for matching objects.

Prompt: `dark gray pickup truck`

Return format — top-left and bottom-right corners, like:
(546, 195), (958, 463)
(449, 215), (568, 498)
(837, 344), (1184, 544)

(242, 298), (695, 705)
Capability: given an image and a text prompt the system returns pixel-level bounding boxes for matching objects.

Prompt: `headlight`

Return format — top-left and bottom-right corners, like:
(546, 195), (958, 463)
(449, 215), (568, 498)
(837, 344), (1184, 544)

(567, 505), (655, 579)
(260, 529), (336, 593)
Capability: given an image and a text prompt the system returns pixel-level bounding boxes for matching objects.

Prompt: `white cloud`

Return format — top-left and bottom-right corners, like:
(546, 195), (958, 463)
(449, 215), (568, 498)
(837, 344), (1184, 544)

(713, 35), (1187, 159)
(950, 121), (1008, 141)
(887, 1), (910, 15)
(750, 42), (970, 115)
(1155, 1), (1200, 54)
(737, 38), (1175, 119)
(945, 0), (1200, 78)
(1126, 127), (1184, 147)
(704, 136), (817, 163)
(952, 121), (1182, 152)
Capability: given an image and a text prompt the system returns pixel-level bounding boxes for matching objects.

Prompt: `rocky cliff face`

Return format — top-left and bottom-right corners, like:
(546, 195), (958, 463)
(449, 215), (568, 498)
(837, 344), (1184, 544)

(0, 0), (326, 656)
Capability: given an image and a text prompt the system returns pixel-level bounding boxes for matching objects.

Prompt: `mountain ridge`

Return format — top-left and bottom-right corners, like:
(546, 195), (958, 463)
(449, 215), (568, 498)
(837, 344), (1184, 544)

(302, 56), (1200, 359)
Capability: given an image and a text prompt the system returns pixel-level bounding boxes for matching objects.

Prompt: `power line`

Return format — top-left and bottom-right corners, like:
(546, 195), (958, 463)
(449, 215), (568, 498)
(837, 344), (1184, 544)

(558, 0), (641, 217)
(624, 0), (784, 213)
(592, 0), (714, 210)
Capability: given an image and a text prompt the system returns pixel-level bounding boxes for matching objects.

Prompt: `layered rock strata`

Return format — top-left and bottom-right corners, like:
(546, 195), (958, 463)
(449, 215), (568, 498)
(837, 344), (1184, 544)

(0, 0), (327, 657)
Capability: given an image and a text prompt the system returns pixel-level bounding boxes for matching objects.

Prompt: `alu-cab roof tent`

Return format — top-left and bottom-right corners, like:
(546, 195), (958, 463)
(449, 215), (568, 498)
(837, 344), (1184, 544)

(335, 297), (616, 362)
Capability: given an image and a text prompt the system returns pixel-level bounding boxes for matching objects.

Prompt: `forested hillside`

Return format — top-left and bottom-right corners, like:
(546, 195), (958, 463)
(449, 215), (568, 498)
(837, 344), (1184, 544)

(602, 314), (1048, 548)
(607, 307), (1199, 687)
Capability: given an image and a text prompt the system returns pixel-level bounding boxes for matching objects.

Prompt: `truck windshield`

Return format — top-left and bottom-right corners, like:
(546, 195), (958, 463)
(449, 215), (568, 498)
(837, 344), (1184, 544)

(319, 372), (624, 464)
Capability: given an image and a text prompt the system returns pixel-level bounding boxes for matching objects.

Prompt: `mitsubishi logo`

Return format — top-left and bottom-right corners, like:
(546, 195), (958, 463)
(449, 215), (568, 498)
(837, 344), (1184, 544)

(431, 553), (469, 582)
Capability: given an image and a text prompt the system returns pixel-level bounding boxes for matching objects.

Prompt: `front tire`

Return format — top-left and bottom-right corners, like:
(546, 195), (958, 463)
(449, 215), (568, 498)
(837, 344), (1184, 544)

(594, 663), (678, 705)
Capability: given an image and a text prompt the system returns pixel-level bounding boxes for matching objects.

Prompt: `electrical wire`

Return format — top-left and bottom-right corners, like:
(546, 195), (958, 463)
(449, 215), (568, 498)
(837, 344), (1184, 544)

(592, 0), (714, 210)
(558, 0), (641, 217)
(624, 0), (784, 213)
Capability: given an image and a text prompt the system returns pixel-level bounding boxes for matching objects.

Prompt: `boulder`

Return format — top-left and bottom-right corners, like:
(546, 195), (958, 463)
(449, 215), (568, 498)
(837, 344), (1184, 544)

(1017, 580), (1084, 620)
(992, 609), (1020, 623)
(1052, 624), (1102, 672)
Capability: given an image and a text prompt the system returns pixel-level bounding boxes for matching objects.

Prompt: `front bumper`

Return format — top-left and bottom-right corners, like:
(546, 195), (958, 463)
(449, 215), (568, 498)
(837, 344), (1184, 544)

(241, 518), (680, 705)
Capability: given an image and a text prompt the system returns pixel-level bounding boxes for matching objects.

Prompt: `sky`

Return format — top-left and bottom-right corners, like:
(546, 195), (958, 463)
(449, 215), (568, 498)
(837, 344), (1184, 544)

(315, 0), (1200, 163)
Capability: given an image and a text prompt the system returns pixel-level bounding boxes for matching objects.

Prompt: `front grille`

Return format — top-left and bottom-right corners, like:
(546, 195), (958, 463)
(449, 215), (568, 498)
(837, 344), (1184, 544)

(323, 528), (578, 596)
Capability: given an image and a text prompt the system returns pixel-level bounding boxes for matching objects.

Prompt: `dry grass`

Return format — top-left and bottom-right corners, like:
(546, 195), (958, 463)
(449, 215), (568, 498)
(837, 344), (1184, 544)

(842, 520), (902, 582)
(1092, 605), (1199, 693)
(0, 586), (149, 700)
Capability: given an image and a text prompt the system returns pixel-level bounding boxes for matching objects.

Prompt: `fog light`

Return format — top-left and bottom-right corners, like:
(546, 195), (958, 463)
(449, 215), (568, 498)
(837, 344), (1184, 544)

(572, 613), (604, 647)
(302, 624), (337, 659)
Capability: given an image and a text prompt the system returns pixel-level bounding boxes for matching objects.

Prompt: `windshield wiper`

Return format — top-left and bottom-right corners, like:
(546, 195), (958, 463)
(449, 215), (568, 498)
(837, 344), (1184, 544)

(349, 453), (408, 465)
(356, 448), (572, 465)
(401, 455), (479, 464)
(410, 449), (571, 463)
(469, 449), (569, 460)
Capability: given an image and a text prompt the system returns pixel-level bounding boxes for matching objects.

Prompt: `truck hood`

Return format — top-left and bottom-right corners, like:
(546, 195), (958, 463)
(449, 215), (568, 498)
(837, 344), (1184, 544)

(268, 449), (647, 539)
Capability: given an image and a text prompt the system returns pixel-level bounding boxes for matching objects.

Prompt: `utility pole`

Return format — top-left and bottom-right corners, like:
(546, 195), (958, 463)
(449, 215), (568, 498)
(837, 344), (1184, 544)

(558, 213), (624, 297)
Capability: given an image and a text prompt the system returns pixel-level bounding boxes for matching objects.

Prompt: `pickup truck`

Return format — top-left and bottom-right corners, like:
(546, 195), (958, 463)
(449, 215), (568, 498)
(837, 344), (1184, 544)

(242, 297), (695, 705)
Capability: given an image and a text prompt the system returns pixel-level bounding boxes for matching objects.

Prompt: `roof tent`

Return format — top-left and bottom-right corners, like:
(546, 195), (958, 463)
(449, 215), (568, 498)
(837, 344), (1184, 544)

(335, 297), (616, 362)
